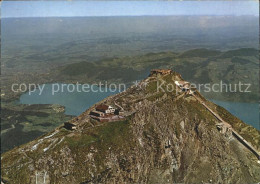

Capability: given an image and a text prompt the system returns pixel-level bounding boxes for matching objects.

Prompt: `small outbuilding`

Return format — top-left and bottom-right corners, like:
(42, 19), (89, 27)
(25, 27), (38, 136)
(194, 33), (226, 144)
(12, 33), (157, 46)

(115, 109), (124, 115)
(175, 81), (190, 91)
(90, 110), (105, 117)
(216, 122), (232, 135)
(64, 122), (77, 130)
(90, 103), (125, 122)
(150, 69), (172, 76)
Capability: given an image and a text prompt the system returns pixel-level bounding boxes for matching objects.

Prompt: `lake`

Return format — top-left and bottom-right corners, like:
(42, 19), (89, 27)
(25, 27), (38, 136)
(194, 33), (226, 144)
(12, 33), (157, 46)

(211, 99), (259, 130)
(20, 84), (259, 130)
(20, 84), (118, 116)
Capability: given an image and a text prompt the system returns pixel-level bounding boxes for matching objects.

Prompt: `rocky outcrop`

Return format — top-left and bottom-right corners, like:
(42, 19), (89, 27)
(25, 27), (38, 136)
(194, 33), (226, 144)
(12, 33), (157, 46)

(1, 72), (260, 184)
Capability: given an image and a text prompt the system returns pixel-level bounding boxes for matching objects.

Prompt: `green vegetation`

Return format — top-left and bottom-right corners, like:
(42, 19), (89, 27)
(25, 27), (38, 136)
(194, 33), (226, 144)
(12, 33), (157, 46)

(2, 46), (259, 154)
(231, 57), (251, 65)
(146, 92), (165, 101)
(50, 47), (259, 103)
(2, 46), (258, 104)
(1, 47), (259, 154)
(65, 135), (98, 148)
(181, 99), (216, 128)
(1, 104), (73, 153)
(1, 16), (259, 183)
(60, 60), (144, 82)
(61, 62), (97, 76)
(220, 48), (258, 58)
(146, 81), (158, 93)
(179, 48), (221, 58)
(65, 119), (132, 151)
(1, 71), (260, 183)
(60, 119), (134, 181)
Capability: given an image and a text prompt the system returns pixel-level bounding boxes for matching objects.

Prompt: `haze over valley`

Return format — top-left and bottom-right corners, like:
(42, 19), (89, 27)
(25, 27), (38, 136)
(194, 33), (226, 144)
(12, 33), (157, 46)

(1, 15), (259, 153)
(1, 1), (260, 183)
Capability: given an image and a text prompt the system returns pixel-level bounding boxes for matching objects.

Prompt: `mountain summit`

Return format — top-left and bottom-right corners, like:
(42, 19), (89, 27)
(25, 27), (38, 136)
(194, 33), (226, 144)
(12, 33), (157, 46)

(1, 70), (260, 184)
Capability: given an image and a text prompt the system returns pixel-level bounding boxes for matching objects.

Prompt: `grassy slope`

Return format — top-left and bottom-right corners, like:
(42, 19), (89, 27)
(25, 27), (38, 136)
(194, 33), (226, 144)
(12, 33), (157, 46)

(1, 73), (260, 183)
(1, 120), (133, 183)
(53, 48), (259, 103)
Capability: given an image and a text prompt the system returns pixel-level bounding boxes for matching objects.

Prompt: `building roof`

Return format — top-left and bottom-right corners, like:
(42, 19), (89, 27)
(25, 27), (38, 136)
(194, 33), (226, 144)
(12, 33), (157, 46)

(92, 110), (105, 114)
(64, 122), (77, 126)
(217, 122), (232, 128)
(96, 104), (109, 111)
(178, 81), (189, 85)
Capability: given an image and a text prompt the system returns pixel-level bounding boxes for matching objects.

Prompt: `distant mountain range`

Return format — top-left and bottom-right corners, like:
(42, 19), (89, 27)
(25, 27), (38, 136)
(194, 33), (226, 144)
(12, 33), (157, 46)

(51, 48), (259, 103)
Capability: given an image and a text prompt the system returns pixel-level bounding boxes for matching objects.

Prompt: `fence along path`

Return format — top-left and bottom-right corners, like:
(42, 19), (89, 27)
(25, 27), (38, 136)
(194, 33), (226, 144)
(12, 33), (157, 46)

(176, 84), (260, 160)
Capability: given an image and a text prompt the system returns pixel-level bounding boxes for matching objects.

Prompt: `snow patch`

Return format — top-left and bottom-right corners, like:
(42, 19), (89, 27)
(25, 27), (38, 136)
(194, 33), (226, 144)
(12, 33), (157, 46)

(138, 137), (144, 147)
(31, 130), (58, 151)
(44, 131), (58, 139)
(31, 143), (40, 151)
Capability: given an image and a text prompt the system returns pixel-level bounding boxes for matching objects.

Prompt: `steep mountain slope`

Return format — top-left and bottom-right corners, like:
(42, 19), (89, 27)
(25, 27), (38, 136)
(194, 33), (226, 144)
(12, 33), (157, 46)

(1, 71), (260, 184)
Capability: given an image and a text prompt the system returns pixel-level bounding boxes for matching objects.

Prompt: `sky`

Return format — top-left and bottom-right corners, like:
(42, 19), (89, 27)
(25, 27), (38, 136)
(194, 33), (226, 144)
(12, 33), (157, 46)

(1, 1), (259, 18)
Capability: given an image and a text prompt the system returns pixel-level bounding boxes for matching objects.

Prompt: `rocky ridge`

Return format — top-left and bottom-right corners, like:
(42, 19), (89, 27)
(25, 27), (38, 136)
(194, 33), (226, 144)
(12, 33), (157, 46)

(1, 71), (260, 184)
